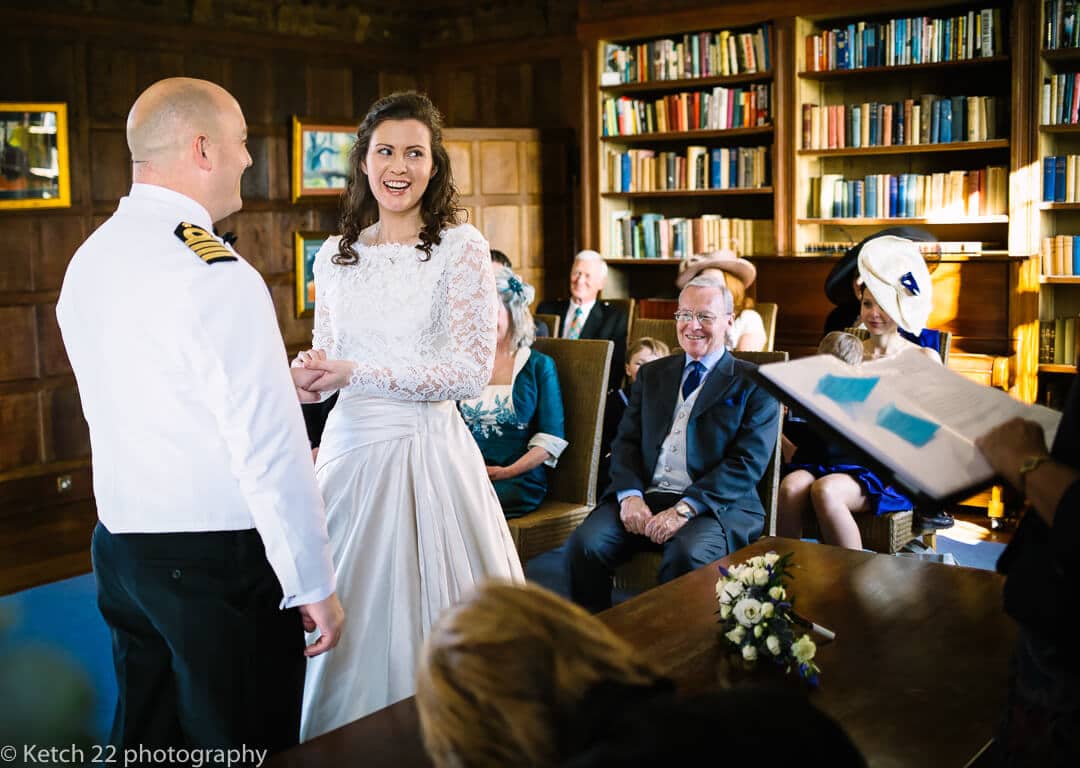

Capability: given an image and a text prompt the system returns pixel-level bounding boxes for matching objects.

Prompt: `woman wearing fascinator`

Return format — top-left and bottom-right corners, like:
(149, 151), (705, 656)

(459, 268), (567, 518)
(676, 250), (765, 351)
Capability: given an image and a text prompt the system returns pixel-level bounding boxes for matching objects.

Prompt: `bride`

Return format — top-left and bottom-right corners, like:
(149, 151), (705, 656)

(291, 91), (524, 740)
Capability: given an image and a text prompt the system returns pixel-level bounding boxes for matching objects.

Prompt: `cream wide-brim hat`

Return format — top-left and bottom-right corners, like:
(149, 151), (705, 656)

(676, 250), (756, 290)
(856, 235), (933, 334)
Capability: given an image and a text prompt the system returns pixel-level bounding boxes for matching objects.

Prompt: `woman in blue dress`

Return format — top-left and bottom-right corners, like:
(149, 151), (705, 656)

(459, 268), (567, 518)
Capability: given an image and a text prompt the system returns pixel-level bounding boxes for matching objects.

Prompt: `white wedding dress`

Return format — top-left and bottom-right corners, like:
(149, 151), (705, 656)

(299, 223), (524, 741)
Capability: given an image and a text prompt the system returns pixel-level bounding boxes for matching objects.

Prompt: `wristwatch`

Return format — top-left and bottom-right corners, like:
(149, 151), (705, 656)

(1018, 454), (1051, 495)
(674, 501), (695, 520)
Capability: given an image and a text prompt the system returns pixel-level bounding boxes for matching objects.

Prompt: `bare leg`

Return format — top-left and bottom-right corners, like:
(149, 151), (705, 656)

(776, 470), (815, 539)
(810, 474), (871, 549)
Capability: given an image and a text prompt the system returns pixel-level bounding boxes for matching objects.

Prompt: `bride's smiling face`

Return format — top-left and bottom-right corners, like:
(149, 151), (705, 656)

(361, 119), (435, 218)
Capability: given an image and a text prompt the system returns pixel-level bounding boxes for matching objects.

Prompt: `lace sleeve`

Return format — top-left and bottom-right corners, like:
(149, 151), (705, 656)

(345, 229), (496, 401)
(311, 238), (339, 359)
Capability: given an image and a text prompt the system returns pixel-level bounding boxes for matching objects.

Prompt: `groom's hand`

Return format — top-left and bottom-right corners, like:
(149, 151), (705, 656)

(299, 592), (346, 657)
(291, 366), (323, 403)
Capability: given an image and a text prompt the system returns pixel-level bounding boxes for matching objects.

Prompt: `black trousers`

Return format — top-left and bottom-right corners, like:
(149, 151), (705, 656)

(91, 523), (306, 757)
(566, 491), (730, 613)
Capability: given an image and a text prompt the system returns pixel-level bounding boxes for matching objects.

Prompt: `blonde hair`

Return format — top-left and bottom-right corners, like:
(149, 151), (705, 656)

(818, 331), (864, 365)
(416, 581), (665, 768)
(627, 336), (670, 361)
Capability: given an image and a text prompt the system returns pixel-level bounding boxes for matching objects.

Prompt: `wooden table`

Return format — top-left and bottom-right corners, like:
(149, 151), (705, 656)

(270, 537), (1016, 768)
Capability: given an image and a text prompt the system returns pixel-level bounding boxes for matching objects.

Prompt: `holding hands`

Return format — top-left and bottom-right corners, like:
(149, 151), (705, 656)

(619, 496), (689, 543)
(291, 348), (355, 401)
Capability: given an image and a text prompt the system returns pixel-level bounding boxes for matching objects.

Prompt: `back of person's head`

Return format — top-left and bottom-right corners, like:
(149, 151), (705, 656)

(337, 90), (459, 264)
(490, 249), (512, 268)
(627, 336), (670, 360)
(818, 331), (864, 365)
(494, 267), (536, 351)
(416, 581), (665, 768)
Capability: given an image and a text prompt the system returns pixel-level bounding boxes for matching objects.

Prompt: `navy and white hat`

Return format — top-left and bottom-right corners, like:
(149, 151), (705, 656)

(857, 235), (933, 334)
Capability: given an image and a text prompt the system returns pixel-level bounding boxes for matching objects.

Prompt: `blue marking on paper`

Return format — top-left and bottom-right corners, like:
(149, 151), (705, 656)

(815, 374), (879, 404)
(876, 403), (940, 447)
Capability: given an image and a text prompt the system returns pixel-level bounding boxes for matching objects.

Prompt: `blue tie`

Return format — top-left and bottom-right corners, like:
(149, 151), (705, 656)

(682, 361), (705, 401)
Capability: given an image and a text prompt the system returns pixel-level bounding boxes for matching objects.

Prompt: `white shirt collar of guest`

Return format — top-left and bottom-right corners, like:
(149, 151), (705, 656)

(122, 183), (215, 232)
(568, 297), (597, 317)
(683, 347), (726, 374)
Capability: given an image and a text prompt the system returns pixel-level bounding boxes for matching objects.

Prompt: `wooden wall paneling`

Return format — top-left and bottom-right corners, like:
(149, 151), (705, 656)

(0, 219), (37, 293)
(446, 140), (474, 195)
(45, 385), (90, 463)
(133, 47), (186, 94)
(227, 56), (273, 124)
(270, 53), (310, 123)
(479, 140), (520, 194)
(446, 70), (480, 126)
(87, 44), (138, 121)
(0, 307), (40, 382)
(378, 72), (419, 98)
(89, 130), (131, 204)
(35, 305), (70, 378)
(0, 393), (42, 472)
(482, 205), (523, 263)
(273, 209), (317, 277)
(306, 64), (354, 118)
(240, 132), (273, 201)
(221, 211), (277, 272)
(38, 217), (88, 292)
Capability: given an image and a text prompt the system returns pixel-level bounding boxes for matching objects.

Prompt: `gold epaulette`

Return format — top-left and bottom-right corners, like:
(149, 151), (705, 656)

(174, 221), (237, 265)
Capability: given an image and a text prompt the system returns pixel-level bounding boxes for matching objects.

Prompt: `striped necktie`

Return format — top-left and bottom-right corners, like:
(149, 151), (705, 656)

(566, 306), (585, 339)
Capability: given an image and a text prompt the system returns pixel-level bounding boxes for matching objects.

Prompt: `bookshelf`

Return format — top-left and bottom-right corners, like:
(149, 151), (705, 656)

(591, 19), (781, 297)
(1037, 1), (1080, 406)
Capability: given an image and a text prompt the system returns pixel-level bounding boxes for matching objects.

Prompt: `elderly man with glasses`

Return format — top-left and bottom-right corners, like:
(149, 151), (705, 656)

(565, 275), (780, 612)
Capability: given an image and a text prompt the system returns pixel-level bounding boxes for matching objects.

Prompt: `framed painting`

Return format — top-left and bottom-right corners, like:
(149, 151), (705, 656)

(291, 116), (356, 202)
(294, 231), (331, 318)
(0, 102), (71, 210)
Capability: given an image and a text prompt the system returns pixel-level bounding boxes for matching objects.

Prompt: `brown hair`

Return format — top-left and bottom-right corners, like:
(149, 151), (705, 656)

(415, 581), (665, 768)
(334, 91), (461, 265)
(818, 331), (864, 365)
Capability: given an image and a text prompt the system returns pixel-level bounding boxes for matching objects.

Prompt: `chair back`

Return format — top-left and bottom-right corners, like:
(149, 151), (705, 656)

(530, 338), (613, 507)
(612, 349), (787, 594)
(629, 317), (679, 352)
(534, 312), (560, 338)
(755, 302), (778, 352)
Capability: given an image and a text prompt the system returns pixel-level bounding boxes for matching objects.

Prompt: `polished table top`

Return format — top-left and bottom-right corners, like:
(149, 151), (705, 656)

(270, 537), (1016, 768)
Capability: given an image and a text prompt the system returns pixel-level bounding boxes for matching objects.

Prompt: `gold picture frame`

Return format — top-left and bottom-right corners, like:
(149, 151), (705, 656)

(294, 231), (331, 318)
(291, 116), (356, 203)
(0, 102), (71, 210)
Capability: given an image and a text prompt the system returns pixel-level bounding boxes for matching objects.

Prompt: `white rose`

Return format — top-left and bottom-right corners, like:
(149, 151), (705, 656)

(754, 624), (764, 638)
(768, 586), (786, 601)
(720, 580), (744, 604)
(761, 602), (775, 618)
(791, 635), (817, 664)
(733, 598), (763, 627)
(747, 556), (766, 569)
(753, 567), (770, 586)
(725, 626), (745, 645)
(766, 635), (782, 655)
(720, 603), (732, 619)
(715, 577), (728, 601)
(737, 567), (755, 585)
(764, 552), (781, 567)
(742, 643), (758, 661)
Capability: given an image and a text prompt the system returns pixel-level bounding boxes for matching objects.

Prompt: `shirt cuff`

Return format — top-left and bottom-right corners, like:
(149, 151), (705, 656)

(279, 580), (336, 611)
(680, 496), (704, 516)
(617, 490), (644, 503)
(528, 433), (569, 467)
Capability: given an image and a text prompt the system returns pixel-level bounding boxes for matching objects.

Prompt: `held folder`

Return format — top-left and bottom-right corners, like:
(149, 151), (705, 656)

(752, 350), (1063, 508)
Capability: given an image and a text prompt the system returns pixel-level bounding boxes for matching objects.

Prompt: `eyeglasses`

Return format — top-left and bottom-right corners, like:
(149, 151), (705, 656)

(674, 310), (719, 325)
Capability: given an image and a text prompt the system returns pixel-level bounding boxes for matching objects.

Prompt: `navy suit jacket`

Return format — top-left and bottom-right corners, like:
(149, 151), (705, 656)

(606, 351), (779, 553)
(536, 298), (628, 383)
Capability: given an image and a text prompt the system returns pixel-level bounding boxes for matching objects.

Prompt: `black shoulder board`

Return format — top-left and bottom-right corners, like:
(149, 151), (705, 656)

(174, 221), (237, 265)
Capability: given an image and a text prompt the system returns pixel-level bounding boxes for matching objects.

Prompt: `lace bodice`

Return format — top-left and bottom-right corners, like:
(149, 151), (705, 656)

(311, 223), (496, 401)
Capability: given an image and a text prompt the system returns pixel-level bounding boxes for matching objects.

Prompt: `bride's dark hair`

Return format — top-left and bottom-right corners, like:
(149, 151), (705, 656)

(334, 91), (462, 265)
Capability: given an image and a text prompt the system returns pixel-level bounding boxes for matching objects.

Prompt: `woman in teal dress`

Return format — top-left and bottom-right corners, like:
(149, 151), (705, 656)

(459, 268), (567, 518)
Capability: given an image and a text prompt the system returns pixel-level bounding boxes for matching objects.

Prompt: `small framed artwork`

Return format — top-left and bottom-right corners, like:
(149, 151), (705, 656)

(294, 231), (331, 317)
(291, 116), (356, 202)
(0, 102), (71, 210)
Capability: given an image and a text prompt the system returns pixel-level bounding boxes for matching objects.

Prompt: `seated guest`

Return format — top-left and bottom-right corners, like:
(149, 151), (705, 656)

(492, 248), (549, 337)
(597, 336), (671, 498)
(459, 268), (567, 518)
(676, 250), (766, 351)
(537, 249), (628, 384)
(416, 581), (866, 768)
(565, 276), (780, 613)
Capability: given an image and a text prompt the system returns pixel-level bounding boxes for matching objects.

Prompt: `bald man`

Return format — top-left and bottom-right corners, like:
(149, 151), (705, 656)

(56, 78), (344, 753)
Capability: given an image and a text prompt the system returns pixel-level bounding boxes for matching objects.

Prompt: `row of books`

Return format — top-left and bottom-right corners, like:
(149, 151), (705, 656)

(1041, 235), (1080, 276)
(801, 95), (999, 150)
(808, 167), (1008, 219)
(1042, 155), (1080, 202)
(601, 85), (771, 136)
(1045, 0), (1080, 49)
(600, 25), (771, 86)
(1040, 317), (1080, 366)
(603, 146), (769, 193)
(1041, 72), (1080, 126)
(609, 212), (775, 259)
(804, 9), (1003, 72)
(802, 240), (987, 255)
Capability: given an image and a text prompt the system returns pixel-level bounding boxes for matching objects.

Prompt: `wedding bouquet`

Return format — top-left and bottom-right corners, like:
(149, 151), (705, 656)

(715, 551), (829, 686)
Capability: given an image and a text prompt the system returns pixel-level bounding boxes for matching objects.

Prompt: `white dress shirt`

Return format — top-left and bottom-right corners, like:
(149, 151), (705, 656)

(562, 298), (597, 338)
(56, 183), (335, 608)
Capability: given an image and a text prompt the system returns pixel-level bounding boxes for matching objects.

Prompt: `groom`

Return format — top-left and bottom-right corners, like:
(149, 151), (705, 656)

(57, 78), (344, 753)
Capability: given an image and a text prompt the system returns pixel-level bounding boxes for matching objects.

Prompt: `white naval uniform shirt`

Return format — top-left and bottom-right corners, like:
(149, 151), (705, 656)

(56, 183), (335, 608)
